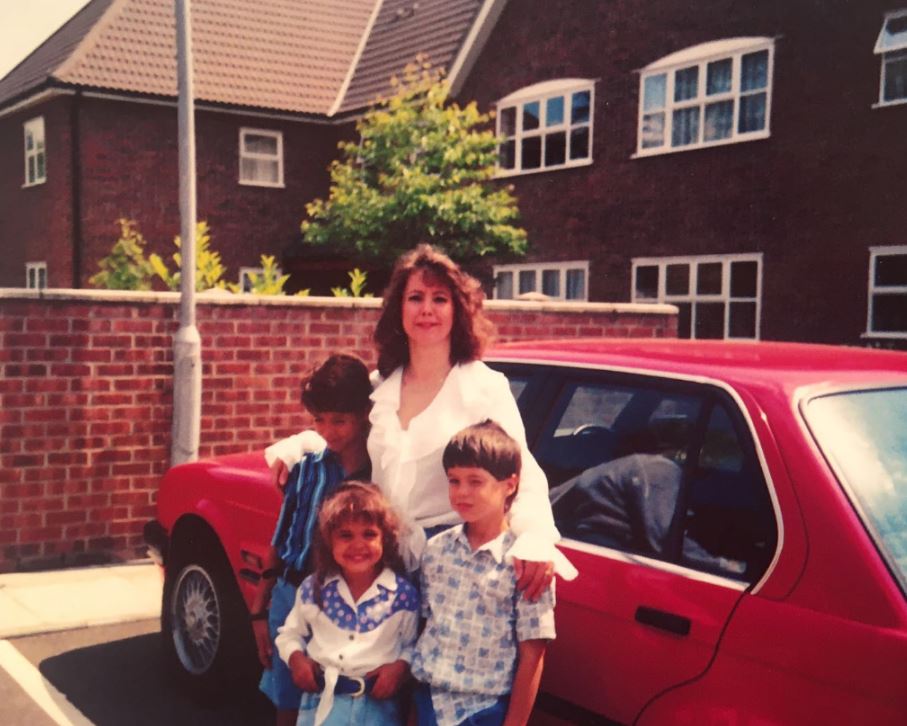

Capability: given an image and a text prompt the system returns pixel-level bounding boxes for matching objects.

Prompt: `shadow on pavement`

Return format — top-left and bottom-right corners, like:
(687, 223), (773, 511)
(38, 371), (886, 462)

(37, 632), (272, 726)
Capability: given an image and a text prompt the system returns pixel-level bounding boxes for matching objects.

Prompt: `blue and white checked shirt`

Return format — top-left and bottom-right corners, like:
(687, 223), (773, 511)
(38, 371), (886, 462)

(413, 526), (556, 726)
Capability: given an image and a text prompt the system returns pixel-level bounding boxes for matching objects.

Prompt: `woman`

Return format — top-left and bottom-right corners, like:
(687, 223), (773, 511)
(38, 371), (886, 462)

(267, 245), (576, 594)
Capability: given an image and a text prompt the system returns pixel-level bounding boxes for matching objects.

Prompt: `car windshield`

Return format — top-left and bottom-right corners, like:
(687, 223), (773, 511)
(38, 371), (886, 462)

(804, 387), (907, 595)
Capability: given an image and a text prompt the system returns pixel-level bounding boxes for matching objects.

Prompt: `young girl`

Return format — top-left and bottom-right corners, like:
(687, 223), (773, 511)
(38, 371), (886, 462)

(275, 482), (419, 726)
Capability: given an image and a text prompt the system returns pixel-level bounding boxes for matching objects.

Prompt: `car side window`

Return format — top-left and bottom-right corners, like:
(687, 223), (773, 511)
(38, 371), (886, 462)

(545, 373), (776, 583)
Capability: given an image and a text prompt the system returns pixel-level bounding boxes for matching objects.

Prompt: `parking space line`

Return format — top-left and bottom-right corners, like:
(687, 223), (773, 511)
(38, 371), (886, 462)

(0, 640), (94, 726)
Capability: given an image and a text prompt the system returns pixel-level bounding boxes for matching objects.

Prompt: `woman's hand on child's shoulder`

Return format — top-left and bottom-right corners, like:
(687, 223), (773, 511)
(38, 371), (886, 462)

(513, 557), (555, 602)
(288, 651), (322, 692)
(366, 659), (410, 699)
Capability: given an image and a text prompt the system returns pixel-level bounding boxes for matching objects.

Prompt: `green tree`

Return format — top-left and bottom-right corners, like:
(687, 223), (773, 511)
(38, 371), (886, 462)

(89, 219), (155, 290)
(149, 221), (228, 292)
(301, 58), (527, 263)
(331, 268), (373, 298)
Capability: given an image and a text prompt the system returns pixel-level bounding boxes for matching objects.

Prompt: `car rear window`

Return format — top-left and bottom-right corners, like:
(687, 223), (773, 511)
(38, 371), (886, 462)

(805, 387), (907, 595)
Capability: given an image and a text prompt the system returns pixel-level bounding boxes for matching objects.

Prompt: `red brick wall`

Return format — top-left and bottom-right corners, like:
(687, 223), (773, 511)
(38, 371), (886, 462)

(0, 289), (675, 571)
(458, 0), (907, 346)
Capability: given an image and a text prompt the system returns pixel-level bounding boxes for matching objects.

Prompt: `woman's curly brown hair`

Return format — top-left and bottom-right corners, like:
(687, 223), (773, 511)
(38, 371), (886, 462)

(310, 481), (405, 606)
(374, 244), (495, 378)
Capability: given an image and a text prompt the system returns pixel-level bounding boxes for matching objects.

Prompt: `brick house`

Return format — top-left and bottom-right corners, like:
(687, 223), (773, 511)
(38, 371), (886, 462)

(2, 0), (906, 346)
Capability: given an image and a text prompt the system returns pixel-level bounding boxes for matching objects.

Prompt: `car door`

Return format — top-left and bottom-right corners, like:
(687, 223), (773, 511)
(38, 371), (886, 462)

(510, 365), (778, 725)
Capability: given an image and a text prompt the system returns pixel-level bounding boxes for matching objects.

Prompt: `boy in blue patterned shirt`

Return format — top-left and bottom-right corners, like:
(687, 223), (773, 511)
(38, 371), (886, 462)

(413, 420), (556, 726)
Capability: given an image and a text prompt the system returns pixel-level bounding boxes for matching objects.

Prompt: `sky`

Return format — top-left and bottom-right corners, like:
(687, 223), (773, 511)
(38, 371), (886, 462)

(0, 0), (91, 79)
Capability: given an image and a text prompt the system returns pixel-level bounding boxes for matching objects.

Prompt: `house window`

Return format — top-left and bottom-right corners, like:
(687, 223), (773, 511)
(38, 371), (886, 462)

(239, 266), (264, 293)
(867, 246), (907, 337)
(875, 10), (907, 105)
(24, 117), (46, 186)
(239, 128), (283, 187)
(496, 79), (594, 175)
(637, 38), (774, 155)
(26, 262), (47, 290)
(632, 253), (762, 339)
(494, 261), (589, 301)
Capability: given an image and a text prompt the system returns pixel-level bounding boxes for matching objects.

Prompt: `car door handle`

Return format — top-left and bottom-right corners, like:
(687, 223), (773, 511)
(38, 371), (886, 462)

(635, 606), (691, 636)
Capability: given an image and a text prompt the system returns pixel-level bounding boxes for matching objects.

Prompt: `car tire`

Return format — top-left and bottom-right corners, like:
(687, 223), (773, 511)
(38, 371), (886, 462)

(161, 528), (257, 697)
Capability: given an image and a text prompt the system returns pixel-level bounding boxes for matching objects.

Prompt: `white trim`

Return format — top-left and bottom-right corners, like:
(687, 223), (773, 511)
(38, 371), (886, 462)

(238, 127), (284, 188)
(447, 0), (511, 97)
(495, 79), (594, 176)
(493, 260), (590, 301)
(874, 8), (907, 54)
(0, 89), (74, 120)
(22, 116), (46, 187)
(25, 262), (48, 290)
(329, 0), (385, 116)
(636, 38), (774, 157)
(486, 354), (785, 596)
(865, 245), (907, 338)
(631, 252), (763, 340)
(877, 45), (907, 105)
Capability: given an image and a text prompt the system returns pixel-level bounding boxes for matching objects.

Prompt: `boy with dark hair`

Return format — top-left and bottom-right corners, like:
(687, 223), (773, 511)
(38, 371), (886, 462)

(253, 353), (401, 726)
(413, 420), (556, 726)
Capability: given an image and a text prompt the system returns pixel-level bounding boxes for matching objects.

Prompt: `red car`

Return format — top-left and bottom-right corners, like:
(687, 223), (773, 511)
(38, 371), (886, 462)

(146, 339), (907, 724)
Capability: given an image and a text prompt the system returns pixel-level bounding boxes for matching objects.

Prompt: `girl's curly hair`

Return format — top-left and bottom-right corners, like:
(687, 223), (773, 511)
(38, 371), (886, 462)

(310, 481), (405, 606)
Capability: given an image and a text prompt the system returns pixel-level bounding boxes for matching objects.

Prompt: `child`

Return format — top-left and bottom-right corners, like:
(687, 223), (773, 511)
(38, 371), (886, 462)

(413, 420), (556, 726)
(275, 482), (420, 726)
(252, 353), (374, 726)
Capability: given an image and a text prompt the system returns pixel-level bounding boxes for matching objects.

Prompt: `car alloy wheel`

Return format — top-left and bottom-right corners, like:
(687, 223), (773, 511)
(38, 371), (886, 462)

(169, 563), (222, 676)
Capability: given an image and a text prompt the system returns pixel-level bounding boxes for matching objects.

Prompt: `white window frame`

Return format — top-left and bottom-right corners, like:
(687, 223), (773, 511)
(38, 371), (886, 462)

(866, 245), (907, 338)
(635, 38), (774, 157)
(495, 79), (595, 177)
(874, 9), (907, 108)
(631, 253), (762, 340)
(25, 262), (47, 290)
(23, 116), (46, 187)
(493, 260), (589, 301)
(238, 128), (284, 187)
(239, 266), (265, 293)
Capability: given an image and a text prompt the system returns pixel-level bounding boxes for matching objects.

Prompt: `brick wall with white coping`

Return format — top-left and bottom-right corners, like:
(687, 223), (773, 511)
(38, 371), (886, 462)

(0, 288), (676, 571)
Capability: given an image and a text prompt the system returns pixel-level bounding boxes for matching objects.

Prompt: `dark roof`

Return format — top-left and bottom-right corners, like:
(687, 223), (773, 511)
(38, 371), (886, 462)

(0, 0), (114, 107)
(0, 0), (491, 116)
(338, 0), (483, 113)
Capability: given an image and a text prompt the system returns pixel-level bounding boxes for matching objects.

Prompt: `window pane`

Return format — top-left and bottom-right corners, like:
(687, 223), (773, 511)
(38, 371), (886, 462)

(547, 96), (565, 126)
(542, 269), (560, 297)
(872, 294), (907, 332)
(741, 50), (768, 91)
(641, 112), (665, 148)
(738, 92), (766, 133)
(884, 53), (907, 102)
(571, 91), (591, 124)
(878, 14), (907, 52)
(875, 253), (907, 287)
(519, 270), (536, 294)
(731, 260), (759, 297)
(643, 74), (667, 111)
(569, 126), (590, 159)
(706, 58), (732, 95)
(523, 101), (540, 131)
(244, 134), (277, 154)
(38, 267), (47, 289)
(704, 100), (734, 141)
(522, 136), (541, 169)
(695, 302), (725, 339)
(674, 66), (699, 101)
(499, 139), (516, 169)
(666, 264), (689, 295)
(672, 106), (700, 146)
(635, 265), (659, 299)
(27, 267), (36, 288)
(676, 302), (692, 338)
(241, 157), (279, 183)
(566, 269), (585, 299)
(545, 131), (567, 166)
(496, 271), (514, 299)
(500, 106), (517, 136)
(729, 301), (757, 338)
(697, 262), (722, 295)
(36, 153), (45, 179)
(27, 156), (36, 183)
(25, 131), (34, 151)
